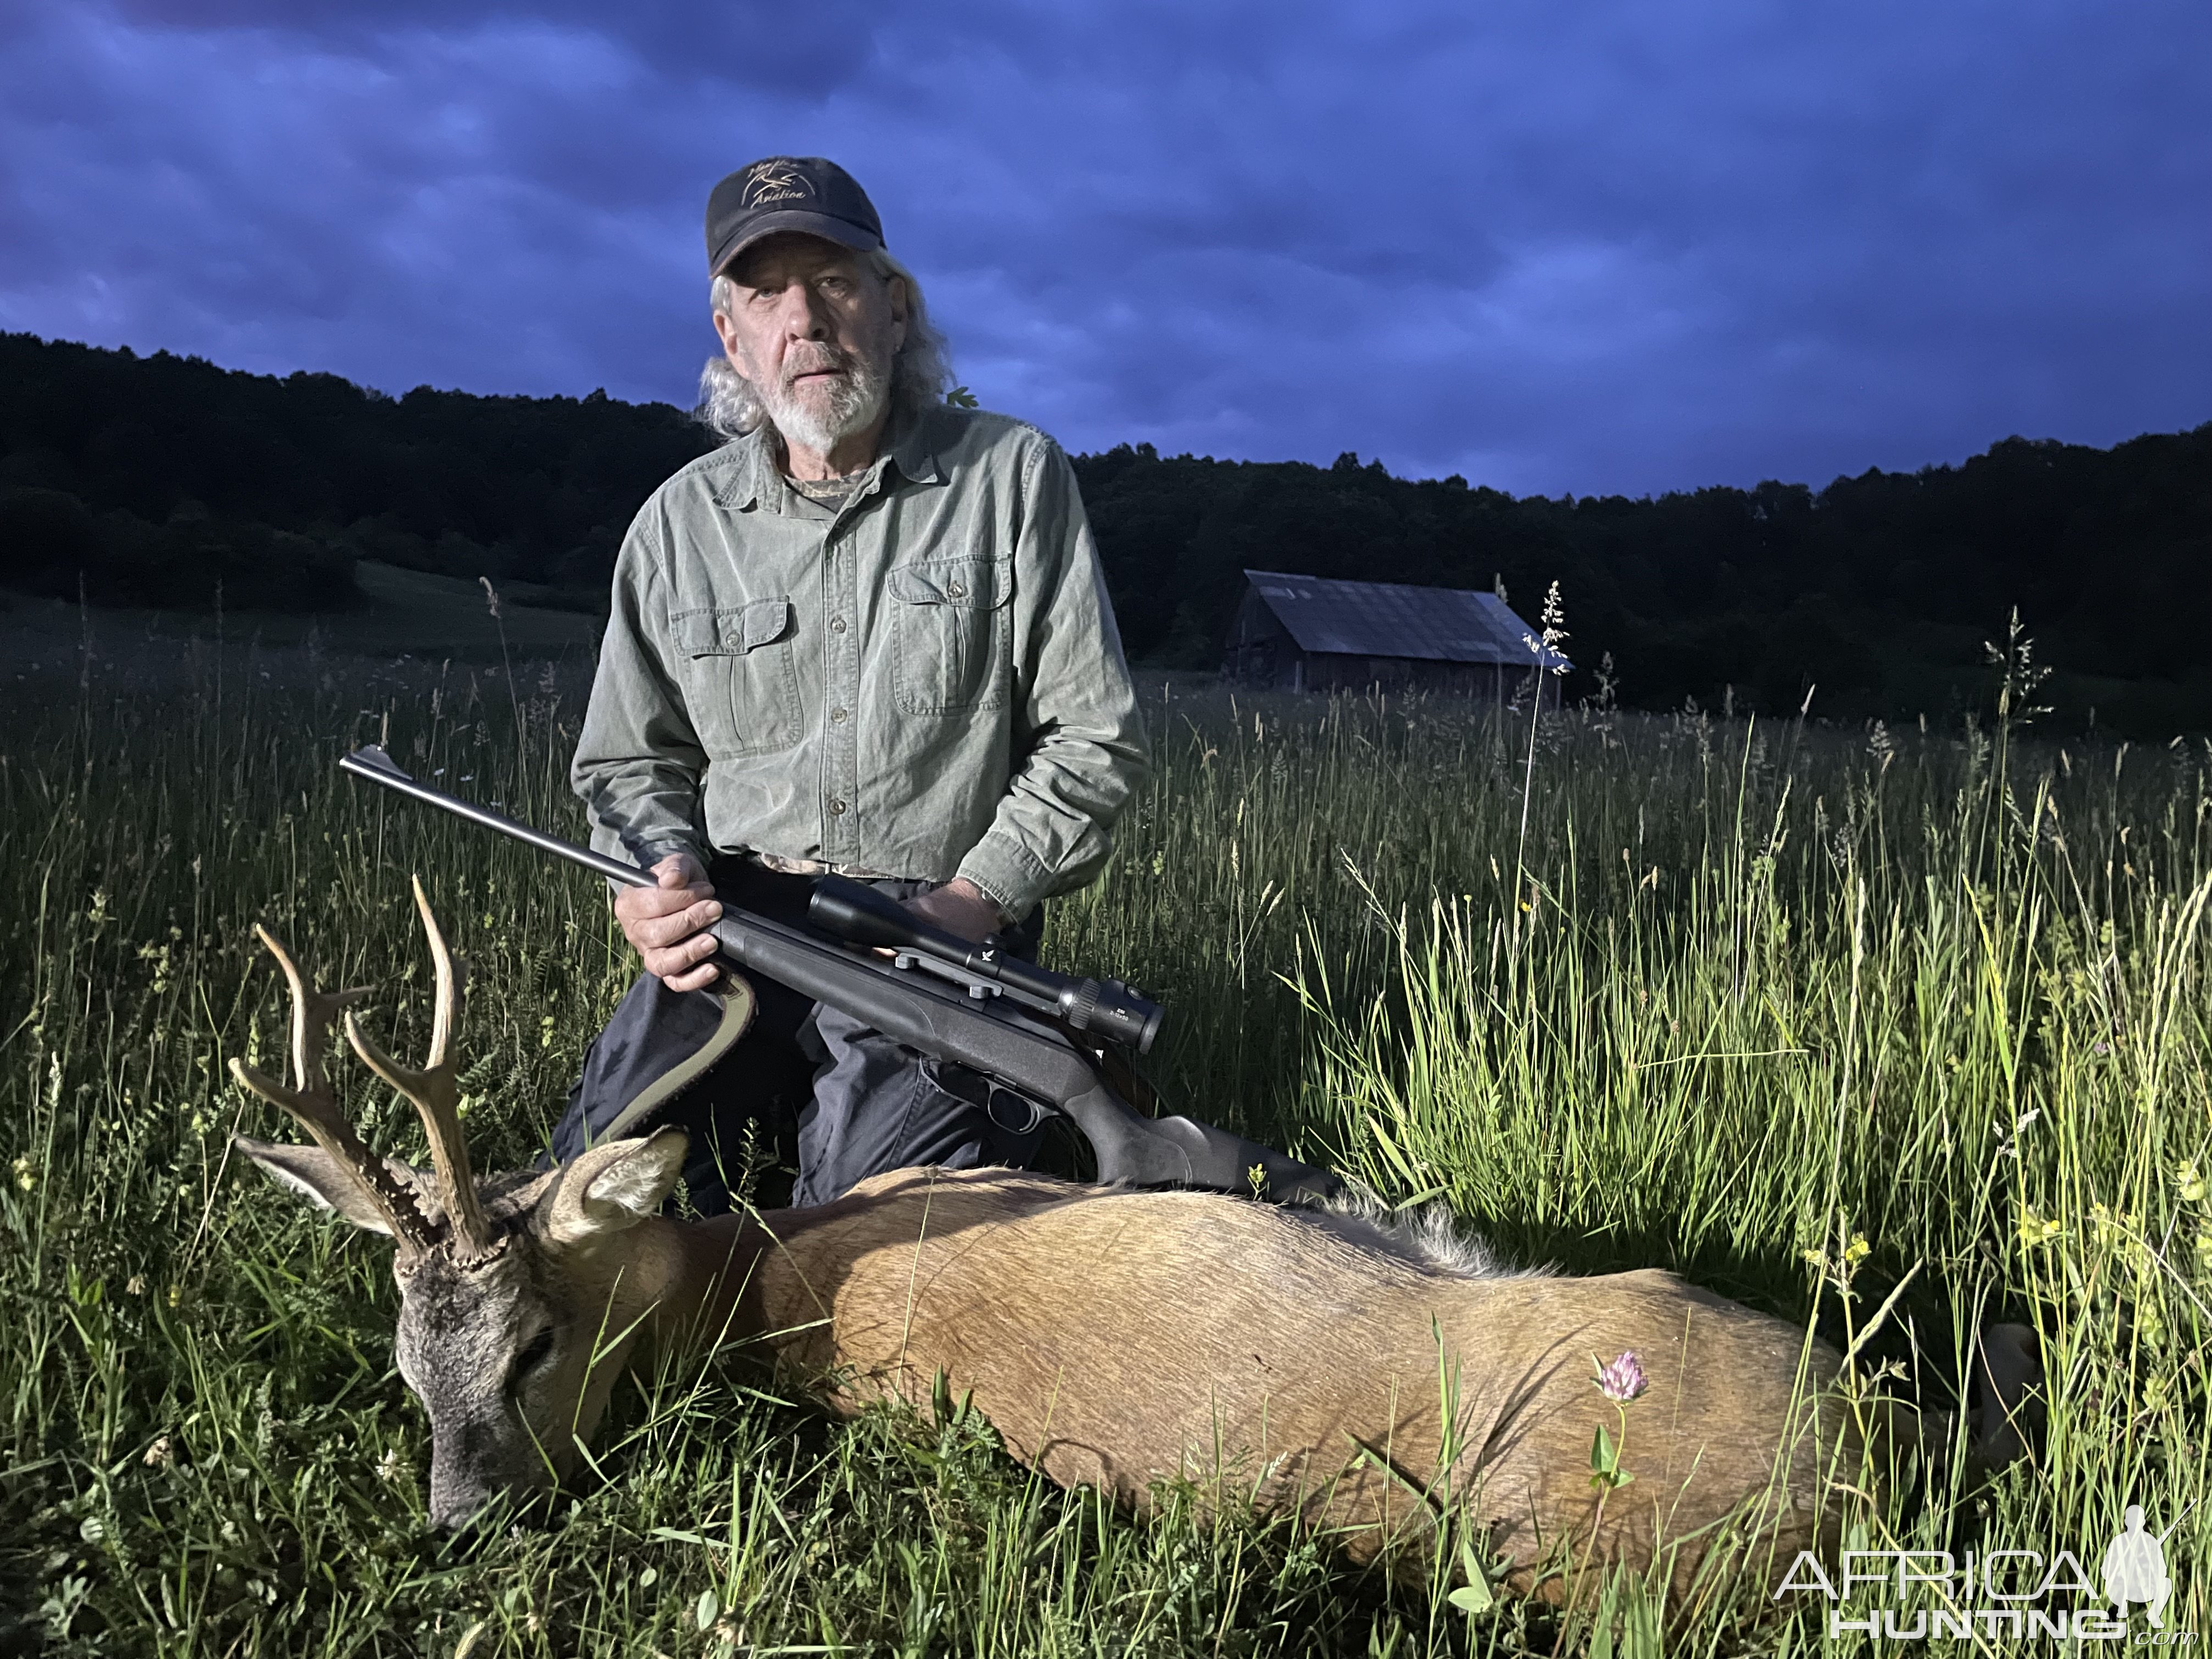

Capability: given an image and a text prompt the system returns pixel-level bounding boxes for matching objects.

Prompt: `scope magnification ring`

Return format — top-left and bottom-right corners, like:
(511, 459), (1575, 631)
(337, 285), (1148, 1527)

(1068, 979), (1102, 1032)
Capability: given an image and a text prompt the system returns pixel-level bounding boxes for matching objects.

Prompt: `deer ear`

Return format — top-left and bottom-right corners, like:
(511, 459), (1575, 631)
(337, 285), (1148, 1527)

(543, 1127), (690, 1246)
(234, 1135), (424, 1235)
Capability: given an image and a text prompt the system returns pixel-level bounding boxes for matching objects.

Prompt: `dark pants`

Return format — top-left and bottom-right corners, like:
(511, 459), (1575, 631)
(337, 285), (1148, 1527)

(545, 859), (1050, 1214)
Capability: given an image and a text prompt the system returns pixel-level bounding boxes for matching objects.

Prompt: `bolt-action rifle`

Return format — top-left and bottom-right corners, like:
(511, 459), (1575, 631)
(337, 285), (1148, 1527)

(340, 747), (1341, 1203)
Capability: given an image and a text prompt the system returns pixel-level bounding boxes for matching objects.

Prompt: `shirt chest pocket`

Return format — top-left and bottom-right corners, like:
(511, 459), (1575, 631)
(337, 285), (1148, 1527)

(887, 555), (1012, 715)
(672, 599), (802, 757)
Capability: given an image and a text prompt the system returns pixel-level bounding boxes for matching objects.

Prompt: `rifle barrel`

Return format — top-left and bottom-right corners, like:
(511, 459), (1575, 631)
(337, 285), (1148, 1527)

(339, 747), (654, 890)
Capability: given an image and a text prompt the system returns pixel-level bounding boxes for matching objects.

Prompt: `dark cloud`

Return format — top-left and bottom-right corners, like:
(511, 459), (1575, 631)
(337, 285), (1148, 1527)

(105, 0), (887, 94)
(2, 0), (2205, 494)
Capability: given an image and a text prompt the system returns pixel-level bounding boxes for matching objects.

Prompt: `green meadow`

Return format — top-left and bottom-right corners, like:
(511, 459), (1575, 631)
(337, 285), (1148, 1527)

(1, 625), (2205, 1654)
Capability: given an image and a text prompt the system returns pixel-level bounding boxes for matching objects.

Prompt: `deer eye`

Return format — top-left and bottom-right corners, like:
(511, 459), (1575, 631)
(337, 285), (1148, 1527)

(510, 1327), (556, 1389)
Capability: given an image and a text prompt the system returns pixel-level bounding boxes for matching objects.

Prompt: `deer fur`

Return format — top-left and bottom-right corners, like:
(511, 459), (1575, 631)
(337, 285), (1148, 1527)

(232, 892), (2030, 1607)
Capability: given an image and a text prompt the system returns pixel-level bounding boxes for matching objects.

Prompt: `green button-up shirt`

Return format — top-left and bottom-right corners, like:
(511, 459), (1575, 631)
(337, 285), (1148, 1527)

(571, 405), (1152, 919)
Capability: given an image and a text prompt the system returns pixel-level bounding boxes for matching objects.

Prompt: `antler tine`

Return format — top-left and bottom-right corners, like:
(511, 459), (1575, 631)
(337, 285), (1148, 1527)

(343, 876), (493, 1259)
(231, 924), (439, 1255)
(417, 872), (458, 1073)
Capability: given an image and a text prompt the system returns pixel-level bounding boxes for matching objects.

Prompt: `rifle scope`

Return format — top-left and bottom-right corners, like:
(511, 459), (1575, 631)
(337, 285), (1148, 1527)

(808, 874), (1165, 1054)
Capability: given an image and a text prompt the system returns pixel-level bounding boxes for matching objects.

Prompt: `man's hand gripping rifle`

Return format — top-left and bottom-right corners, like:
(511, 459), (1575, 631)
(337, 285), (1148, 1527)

(340, 747), (1341, 1203)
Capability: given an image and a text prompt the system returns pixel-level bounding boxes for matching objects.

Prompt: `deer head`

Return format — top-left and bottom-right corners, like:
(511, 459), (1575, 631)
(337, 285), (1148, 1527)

(230, 879), (695, 1530)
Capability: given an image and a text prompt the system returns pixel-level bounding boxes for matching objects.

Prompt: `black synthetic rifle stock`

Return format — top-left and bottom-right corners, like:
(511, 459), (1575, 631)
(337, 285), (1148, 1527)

(337, 747), (1341, 1202)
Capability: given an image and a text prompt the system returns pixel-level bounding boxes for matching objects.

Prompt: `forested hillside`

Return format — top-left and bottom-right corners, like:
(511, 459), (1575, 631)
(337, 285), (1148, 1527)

(1071, 435), (2212, 727)
(4, 331), (2208, 728)
(0, 332), (708, 613)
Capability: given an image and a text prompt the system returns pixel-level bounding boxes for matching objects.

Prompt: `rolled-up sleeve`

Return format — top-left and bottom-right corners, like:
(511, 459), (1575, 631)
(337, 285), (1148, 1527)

(569, 524), (710, 871)
(956, 440), (1152, 919)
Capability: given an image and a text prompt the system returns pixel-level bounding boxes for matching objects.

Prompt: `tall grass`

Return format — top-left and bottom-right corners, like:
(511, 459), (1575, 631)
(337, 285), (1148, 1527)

(2, 646), (2206, 1654)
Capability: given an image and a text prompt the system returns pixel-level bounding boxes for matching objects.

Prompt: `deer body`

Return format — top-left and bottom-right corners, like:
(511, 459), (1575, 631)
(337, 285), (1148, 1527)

(659, 1166), (1855, 1598)
(230, 888), (1881, 1606)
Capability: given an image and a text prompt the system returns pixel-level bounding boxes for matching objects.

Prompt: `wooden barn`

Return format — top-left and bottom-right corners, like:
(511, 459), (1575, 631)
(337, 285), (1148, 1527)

(1223, 569), (1570, 698)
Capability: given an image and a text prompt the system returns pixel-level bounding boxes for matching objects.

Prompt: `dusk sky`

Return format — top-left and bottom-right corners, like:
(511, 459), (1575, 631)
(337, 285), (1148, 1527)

(3, 2), (2206, 497)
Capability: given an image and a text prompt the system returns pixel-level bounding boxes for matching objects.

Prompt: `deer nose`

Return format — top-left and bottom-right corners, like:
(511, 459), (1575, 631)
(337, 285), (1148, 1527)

(428, 1449), (512, 1532)
(433, 1480), (553, 1534)
(430, 1460), (560, 1533)
(430, 1475), (500, 1533)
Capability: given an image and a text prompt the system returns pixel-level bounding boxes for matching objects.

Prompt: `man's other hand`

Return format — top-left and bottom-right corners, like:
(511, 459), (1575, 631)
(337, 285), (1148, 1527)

(901, 877), (1006, 945)
(616, 853), (723, 991)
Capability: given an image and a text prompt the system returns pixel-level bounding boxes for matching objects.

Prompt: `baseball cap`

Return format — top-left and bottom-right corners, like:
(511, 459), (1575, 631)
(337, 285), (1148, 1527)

(706, 157), (884, 276)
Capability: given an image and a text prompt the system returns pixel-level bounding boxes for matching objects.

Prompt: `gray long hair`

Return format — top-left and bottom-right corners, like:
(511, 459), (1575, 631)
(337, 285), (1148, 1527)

(696, 249), (952, 441)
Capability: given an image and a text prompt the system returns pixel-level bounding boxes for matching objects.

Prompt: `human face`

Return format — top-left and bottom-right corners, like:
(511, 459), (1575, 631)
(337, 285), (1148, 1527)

(713, 234), (908, 473)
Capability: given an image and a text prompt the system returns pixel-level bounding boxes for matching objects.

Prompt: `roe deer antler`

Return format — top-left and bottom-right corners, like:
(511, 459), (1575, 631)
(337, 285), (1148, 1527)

(229, 925), (441, 1255)
(342, 876), (497, 1262)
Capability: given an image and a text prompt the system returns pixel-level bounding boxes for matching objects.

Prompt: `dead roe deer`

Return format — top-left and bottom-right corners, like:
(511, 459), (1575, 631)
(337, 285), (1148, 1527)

(231, 883), (2020, 1604)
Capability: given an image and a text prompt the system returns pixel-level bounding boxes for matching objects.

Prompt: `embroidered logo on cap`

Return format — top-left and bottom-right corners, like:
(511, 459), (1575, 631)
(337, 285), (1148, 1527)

(742, 162), (814, 208)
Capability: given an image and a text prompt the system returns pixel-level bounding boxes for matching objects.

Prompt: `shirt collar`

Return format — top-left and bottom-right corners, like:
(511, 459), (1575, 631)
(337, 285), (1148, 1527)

(714, 405), (944, 512)
(884, 405), (944, 486)
(714, 427), (780, 512)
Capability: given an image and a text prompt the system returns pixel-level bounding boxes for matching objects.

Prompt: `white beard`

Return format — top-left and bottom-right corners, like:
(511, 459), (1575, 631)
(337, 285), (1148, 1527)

(759, 352), (891, 458)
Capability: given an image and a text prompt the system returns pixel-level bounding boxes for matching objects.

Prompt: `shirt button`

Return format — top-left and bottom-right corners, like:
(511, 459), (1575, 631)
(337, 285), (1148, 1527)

(830, 707), (848, 723)
(830, 617), (848, 634)
(828, 798), (847, 816)
(945, 581), (966, 599)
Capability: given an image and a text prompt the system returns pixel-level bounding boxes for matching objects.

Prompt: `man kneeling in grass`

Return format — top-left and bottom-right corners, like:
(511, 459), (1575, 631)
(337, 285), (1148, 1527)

(552, 155), (1150, 1211)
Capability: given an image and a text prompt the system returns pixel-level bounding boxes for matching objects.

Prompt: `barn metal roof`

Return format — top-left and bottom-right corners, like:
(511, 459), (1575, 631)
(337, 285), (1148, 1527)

(1243, 570), (1572, 669)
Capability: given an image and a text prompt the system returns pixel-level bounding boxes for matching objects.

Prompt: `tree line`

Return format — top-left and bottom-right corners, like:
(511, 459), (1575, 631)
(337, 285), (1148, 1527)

(4, 331), (2207, 729)
(0, 332), (704, 614)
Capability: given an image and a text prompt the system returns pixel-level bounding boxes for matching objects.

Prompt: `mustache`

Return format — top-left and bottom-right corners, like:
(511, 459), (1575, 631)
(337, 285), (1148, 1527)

(781, 346), (856, 388)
